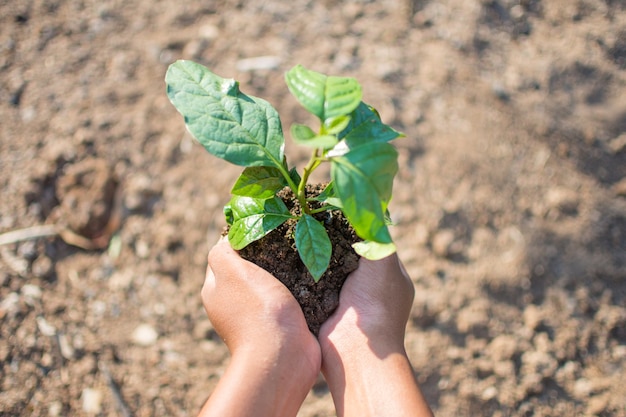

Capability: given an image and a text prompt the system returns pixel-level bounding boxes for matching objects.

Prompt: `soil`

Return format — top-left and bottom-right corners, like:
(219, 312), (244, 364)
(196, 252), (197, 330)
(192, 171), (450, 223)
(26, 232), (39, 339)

(237, 185), (360, 336)
(1, 0), (625, 416)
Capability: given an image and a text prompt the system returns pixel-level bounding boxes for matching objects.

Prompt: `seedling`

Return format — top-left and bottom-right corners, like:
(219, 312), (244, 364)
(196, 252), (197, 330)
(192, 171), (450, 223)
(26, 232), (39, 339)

(166, 61), (403, 281)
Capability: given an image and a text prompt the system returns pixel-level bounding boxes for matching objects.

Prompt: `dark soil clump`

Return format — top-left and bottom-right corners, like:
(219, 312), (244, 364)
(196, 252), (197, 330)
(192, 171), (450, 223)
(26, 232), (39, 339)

(237, 184), (361, 335)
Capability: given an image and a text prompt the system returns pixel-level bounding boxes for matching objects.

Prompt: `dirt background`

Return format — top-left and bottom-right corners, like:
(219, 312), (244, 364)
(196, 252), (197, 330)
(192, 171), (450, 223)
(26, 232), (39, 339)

(1, 0), (625, 416)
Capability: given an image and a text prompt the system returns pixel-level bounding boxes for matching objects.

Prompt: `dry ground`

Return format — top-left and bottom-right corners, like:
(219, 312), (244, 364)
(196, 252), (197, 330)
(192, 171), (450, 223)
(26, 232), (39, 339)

(1, 0), (625, 416)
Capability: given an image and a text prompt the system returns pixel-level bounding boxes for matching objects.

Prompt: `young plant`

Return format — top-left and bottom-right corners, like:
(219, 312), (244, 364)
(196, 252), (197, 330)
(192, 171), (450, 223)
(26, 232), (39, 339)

(165, 61), (403, 281)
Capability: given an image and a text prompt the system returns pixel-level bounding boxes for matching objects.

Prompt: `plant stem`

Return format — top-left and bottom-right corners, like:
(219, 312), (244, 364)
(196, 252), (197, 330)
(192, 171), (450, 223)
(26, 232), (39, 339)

(297, 150), (322, 215)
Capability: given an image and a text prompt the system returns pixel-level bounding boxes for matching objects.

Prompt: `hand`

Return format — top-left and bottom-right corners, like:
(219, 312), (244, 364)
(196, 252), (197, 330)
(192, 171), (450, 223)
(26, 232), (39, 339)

(198, 238), (321, 417)
(318, 254), (433, 417)
(319, 253), (414, 357)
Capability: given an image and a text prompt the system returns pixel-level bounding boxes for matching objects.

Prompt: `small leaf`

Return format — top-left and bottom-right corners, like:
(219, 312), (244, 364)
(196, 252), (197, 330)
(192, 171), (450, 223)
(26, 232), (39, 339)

(295, 214), (332, 282)
(340, 102), (403, 147)
(231, 167), (287, 199)
(224, 204), (234, 225)
(290, 124), (316, 141)
(352, 241), (397, 260)
(311, 182), (344, 209)
(296, 134), (339, 149)
(227, 195), (292, 249)
(289, 166), (302, 188)
(285, 65), (362, 122)
(166, 60), (285, 168)
(324, 115), (351, 135)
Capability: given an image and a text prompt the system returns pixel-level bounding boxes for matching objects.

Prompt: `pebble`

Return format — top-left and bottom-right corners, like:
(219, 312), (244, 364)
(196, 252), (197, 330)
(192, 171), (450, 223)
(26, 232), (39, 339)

(545, 187), (579, 214)
(586, 393), (610, 415)
(573, 378), (592, 399)
(21, 284), (42, 306)
(487, 335), (519, 361)
(81, 388), (102, 414)
(612, 178), (626, 197)
(32, 255), (54, 279)
(523, 304), (543, 330)
(481, 386), (498, 401)
(48, 401), (63, 417)
(432, 229), (456, 257)
(132, 323), (158, 346)
(36, 316), (57, 337)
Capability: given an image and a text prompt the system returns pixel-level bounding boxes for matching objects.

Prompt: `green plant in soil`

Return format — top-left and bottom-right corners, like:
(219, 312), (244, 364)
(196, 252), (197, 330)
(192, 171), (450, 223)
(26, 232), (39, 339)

(165, 61), (403, 282)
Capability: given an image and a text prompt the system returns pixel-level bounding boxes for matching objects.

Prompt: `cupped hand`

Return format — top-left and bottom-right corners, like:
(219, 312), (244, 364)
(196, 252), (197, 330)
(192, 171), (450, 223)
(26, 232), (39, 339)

(317, 255), (433, 417)
(201, 238), (321, 381)
(318, 253), (415, 358)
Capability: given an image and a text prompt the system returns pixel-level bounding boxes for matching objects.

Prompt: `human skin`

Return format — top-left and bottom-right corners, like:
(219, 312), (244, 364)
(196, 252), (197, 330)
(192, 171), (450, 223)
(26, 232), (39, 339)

(318, 254), (434, 417)
(198, 238), (433, 417)
(198, 238), (321, 417)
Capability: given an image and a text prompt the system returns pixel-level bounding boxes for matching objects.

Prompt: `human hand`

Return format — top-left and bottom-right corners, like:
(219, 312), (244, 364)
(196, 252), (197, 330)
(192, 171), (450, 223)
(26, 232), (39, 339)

(318, 254), (433, 417)
(198, 238), (321, 417)
(318, 253), (415, 358)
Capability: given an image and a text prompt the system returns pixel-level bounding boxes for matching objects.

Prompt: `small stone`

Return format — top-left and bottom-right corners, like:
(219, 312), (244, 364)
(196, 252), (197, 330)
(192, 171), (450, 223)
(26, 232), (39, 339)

(608, 133), (626, 154)
(58, 332), (75, 360)
(545, 187), (579, 214)
(481, 386), (498, 401)
(21, 284), (42, 306)
(456, 303), (489, 333)
(48, 401), (63, 417)
(132, 323), (158, 346)
(36, 316), (57, 337)
(487, 335), (519, 361)
(586, 393), (610, 415)
(198, 24), (219, 40)
(523, 304), (543, 330)
(612, 178), (626, 198)
(432, 229), (455, 257)
(0, 292), (20, 318)
(135, 239), (150, 259)
(32, 255), (54, 279)
(81, 388), (102, 414)
(573, 378), (592, 399)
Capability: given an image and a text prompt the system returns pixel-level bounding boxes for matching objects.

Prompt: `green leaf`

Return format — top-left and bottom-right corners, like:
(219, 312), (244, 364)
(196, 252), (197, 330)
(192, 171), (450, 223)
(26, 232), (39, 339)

(330, 142), (398, 243)
(324, 115), (351, 135)
(227, 195), (292, 249)
(340, 102), (403, 147)
(224, 204), (234, 226)
(285, 65), (362, 122)
(166, 60), (285, 168)
(311, 182), (343, 209)
(231, 167), (287, 199)
(352, 241), (397, 260)
(290, 124), (316, 141)
(289, 166), (302, 188)
(295, 214), (332, 282)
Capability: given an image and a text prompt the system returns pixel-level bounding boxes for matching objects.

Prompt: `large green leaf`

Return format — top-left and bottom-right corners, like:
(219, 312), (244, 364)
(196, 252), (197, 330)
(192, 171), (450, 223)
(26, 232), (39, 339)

(227, 195), (292, 249)
(295, 214), (332, 282)
(166, 60), (284, 167)
(231, 167), (288, 199)
(330, 142), (398, 243)
(340, 102), (403, 147)
(285, 65), (362, 122)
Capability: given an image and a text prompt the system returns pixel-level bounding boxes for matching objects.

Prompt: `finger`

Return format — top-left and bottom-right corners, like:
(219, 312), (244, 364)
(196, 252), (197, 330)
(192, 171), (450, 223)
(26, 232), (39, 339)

(202, 265), (216, 297)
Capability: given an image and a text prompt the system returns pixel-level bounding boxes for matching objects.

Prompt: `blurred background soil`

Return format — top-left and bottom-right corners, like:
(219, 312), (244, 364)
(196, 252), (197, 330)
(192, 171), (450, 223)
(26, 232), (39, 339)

(1, 0), (625, 416)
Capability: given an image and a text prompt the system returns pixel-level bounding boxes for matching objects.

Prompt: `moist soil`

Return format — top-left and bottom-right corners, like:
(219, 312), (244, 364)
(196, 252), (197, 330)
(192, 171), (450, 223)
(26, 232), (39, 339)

(237, 185), (360, 336)
(1, 1), (626, 416)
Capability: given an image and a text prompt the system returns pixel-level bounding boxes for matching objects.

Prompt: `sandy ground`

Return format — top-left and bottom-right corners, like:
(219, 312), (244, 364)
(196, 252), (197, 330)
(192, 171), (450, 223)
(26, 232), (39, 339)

(1, 0), (625, 416)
